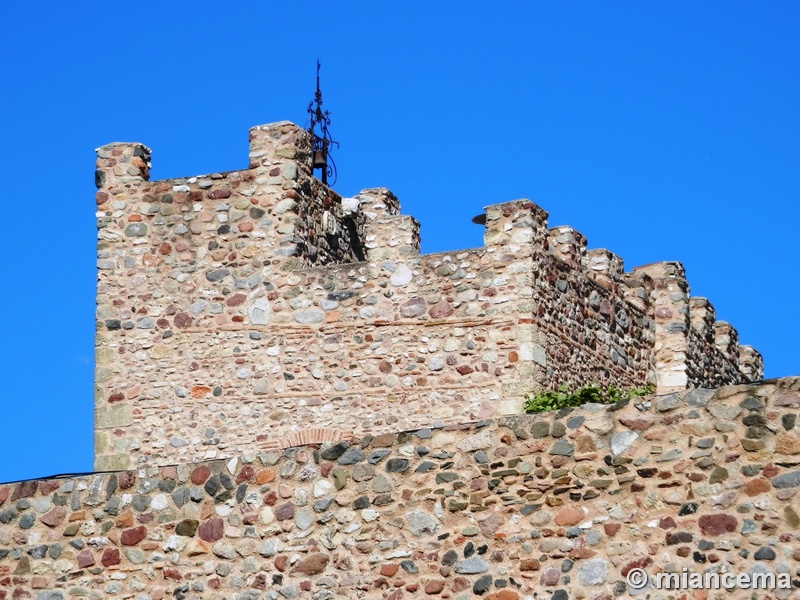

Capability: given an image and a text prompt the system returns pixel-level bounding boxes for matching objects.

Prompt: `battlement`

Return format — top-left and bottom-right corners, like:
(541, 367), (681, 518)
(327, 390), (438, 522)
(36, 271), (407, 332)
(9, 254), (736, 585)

(93, 121), (762, 471)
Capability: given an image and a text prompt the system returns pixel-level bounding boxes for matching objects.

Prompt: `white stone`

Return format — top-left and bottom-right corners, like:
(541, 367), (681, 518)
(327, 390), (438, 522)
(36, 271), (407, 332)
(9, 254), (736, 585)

(390, 263), (414, 286)
(247, 299), (270, 325)
(314, 480), (334, 498)
(456, 429), (494, 453)
(341, 197), (360, 217)
(611, 430), (639, 457)
(150, 494), (168, 511)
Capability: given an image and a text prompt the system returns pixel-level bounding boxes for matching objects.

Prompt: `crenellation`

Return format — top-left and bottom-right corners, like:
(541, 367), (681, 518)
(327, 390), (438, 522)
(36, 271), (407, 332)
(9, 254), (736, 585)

(95, 141), (152, 196)
(91, 121), (763, 471)
(482, 199), (549, 249)
(739, 345), (764, 381)
(582, 248), (624, 292)
(714, 320), (740, 364)
(546, 225), (587, 266)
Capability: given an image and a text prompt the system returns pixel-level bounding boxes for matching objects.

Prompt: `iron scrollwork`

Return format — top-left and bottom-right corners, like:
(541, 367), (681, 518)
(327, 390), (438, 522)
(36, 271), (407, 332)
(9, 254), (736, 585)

(307, 60), (339, 185)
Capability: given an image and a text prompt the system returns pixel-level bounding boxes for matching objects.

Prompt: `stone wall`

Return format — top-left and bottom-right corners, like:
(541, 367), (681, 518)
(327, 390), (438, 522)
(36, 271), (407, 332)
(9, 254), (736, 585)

(3, 379), (800, 599)
(92, 121), (763, 471)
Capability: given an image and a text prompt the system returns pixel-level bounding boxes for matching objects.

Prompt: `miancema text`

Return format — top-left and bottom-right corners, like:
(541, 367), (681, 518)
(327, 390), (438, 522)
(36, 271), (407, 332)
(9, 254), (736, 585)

(649, 569), (791, 590)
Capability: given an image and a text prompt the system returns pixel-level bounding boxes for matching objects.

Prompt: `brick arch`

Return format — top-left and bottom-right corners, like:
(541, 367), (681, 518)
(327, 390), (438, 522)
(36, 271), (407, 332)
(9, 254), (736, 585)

(270, 427), (355, 450)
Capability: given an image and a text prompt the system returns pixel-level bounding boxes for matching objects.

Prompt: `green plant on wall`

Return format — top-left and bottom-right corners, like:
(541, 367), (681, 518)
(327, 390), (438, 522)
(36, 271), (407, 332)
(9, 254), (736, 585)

(523, 383), (653, 413)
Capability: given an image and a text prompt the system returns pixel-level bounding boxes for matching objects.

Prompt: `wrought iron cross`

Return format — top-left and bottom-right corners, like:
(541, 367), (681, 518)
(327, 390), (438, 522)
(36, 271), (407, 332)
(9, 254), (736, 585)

(307, 60), (339, 185)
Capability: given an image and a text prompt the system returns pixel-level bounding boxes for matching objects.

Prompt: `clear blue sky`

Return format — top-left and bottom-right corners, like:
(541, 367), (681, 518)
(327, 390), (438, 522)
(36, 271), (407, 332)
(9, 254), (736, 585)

(1, 2), (798, 483)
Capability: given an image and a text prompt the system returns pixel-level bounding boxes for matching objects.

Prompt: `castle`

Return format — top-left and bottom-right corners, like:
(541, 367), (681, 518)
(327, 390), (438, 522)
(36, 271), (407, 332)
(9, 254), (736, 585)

(0, 121), (797, 600)
(92, 121), (761, 472)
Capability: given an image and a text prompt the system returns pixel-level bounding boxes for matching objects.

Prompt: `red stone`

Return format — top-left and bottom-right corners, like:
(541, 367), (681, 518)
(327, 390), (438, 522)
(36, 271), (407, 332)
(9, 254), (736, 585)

(698, 514), (737, 536)
(38, 481), (59, 495)
(621, 557), (652, 577)
(380, 563), (399, 577)
(236, 466), (254, 484)
(163, 568), (182, 581)
(456, 365), (474, 375)
(118, 471), (136, 489)
(424, 579), (445, 594)
(658, 516), (677, 529)
(478, 513), (505, 537)
(120, 526), (147, 546)
(76, 550), (95, 568)
(108, 392), (125, 403)
(555, 505), (584, 526)
(190, 386), (211, 398)
(208, 188), (232, 199)
(95, 191), (109, 205)
(0, 487), (9, 506)
(486, 592), (520, 600)
(428, 300), (454, 319)
(520, 559), (540, 571)
(40, 507), (67, 528)
(744, 477), (771, 496)
(191, 465), (211, 485)
(226, 293), (247, 307)
(173, 313), (192, 328)
(291, 553), (329, 575)
(10, 481), (37, 501)
(101, 548), (121, 567)
(197, 518), (224, 543)
(763, 463), (779, 477)
(540, 566), (560, 586)
(275, 502), (295, 521)
(274, 555), (288, 572)
(238, 222), (254, 233)
(604, 523), (621, 536)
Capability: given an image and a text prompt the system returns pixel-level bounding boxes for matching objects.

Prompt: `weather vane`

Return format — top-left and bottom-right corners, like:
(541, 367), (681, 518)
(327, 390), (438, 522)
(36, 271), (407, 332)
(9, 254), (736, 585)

(307, 60), (339, 185)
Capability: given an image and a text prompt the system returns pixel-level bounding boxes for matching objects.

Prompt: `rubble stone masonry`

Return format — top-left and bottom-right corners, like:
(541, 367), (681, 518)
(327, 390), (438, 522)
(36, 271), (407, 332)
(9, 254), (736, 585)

(2, 380), (799, 599)
(92, 121), (762, 472)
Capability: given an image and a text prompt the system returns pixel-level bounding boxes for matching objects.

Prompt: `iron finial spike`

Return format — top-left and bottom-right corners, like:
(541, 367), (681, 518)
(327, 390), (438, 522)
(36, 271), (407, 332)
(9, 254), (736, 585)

(307, 60), (339, 185)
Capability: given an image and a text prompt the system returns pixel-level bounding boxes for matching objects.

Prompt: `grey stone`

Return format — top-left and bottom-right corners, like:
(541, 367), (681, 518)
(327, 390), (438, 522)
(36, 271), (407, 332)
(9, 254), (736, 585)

(124, 223), (147, 237)
(656, 449), (682, 462)
(405, 509), (438, 536)
(708, 404), (741, 421)
(258, 539), (279, 557)
(771, 470), (800, 489)
(367, 449), (391, 464)
(206, 268), (230, 282)
(19, 513), (35, 529)
(656, 394), (681, 411)
(338, 448), (365, 465)
(576, 558), (608, 585)
(454, 556), (489, 574)
(400, 560), (418, 573)
(566, 416), (585, 429)
(685, 388), (715, 407)
(386, 458), (409, 473)
(754, 547), (776, 560)
(295, 509), (314, 530)
(473, 575), (493, 594)
(550, 439), (575, 456)
(294, 308), (325, 324)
